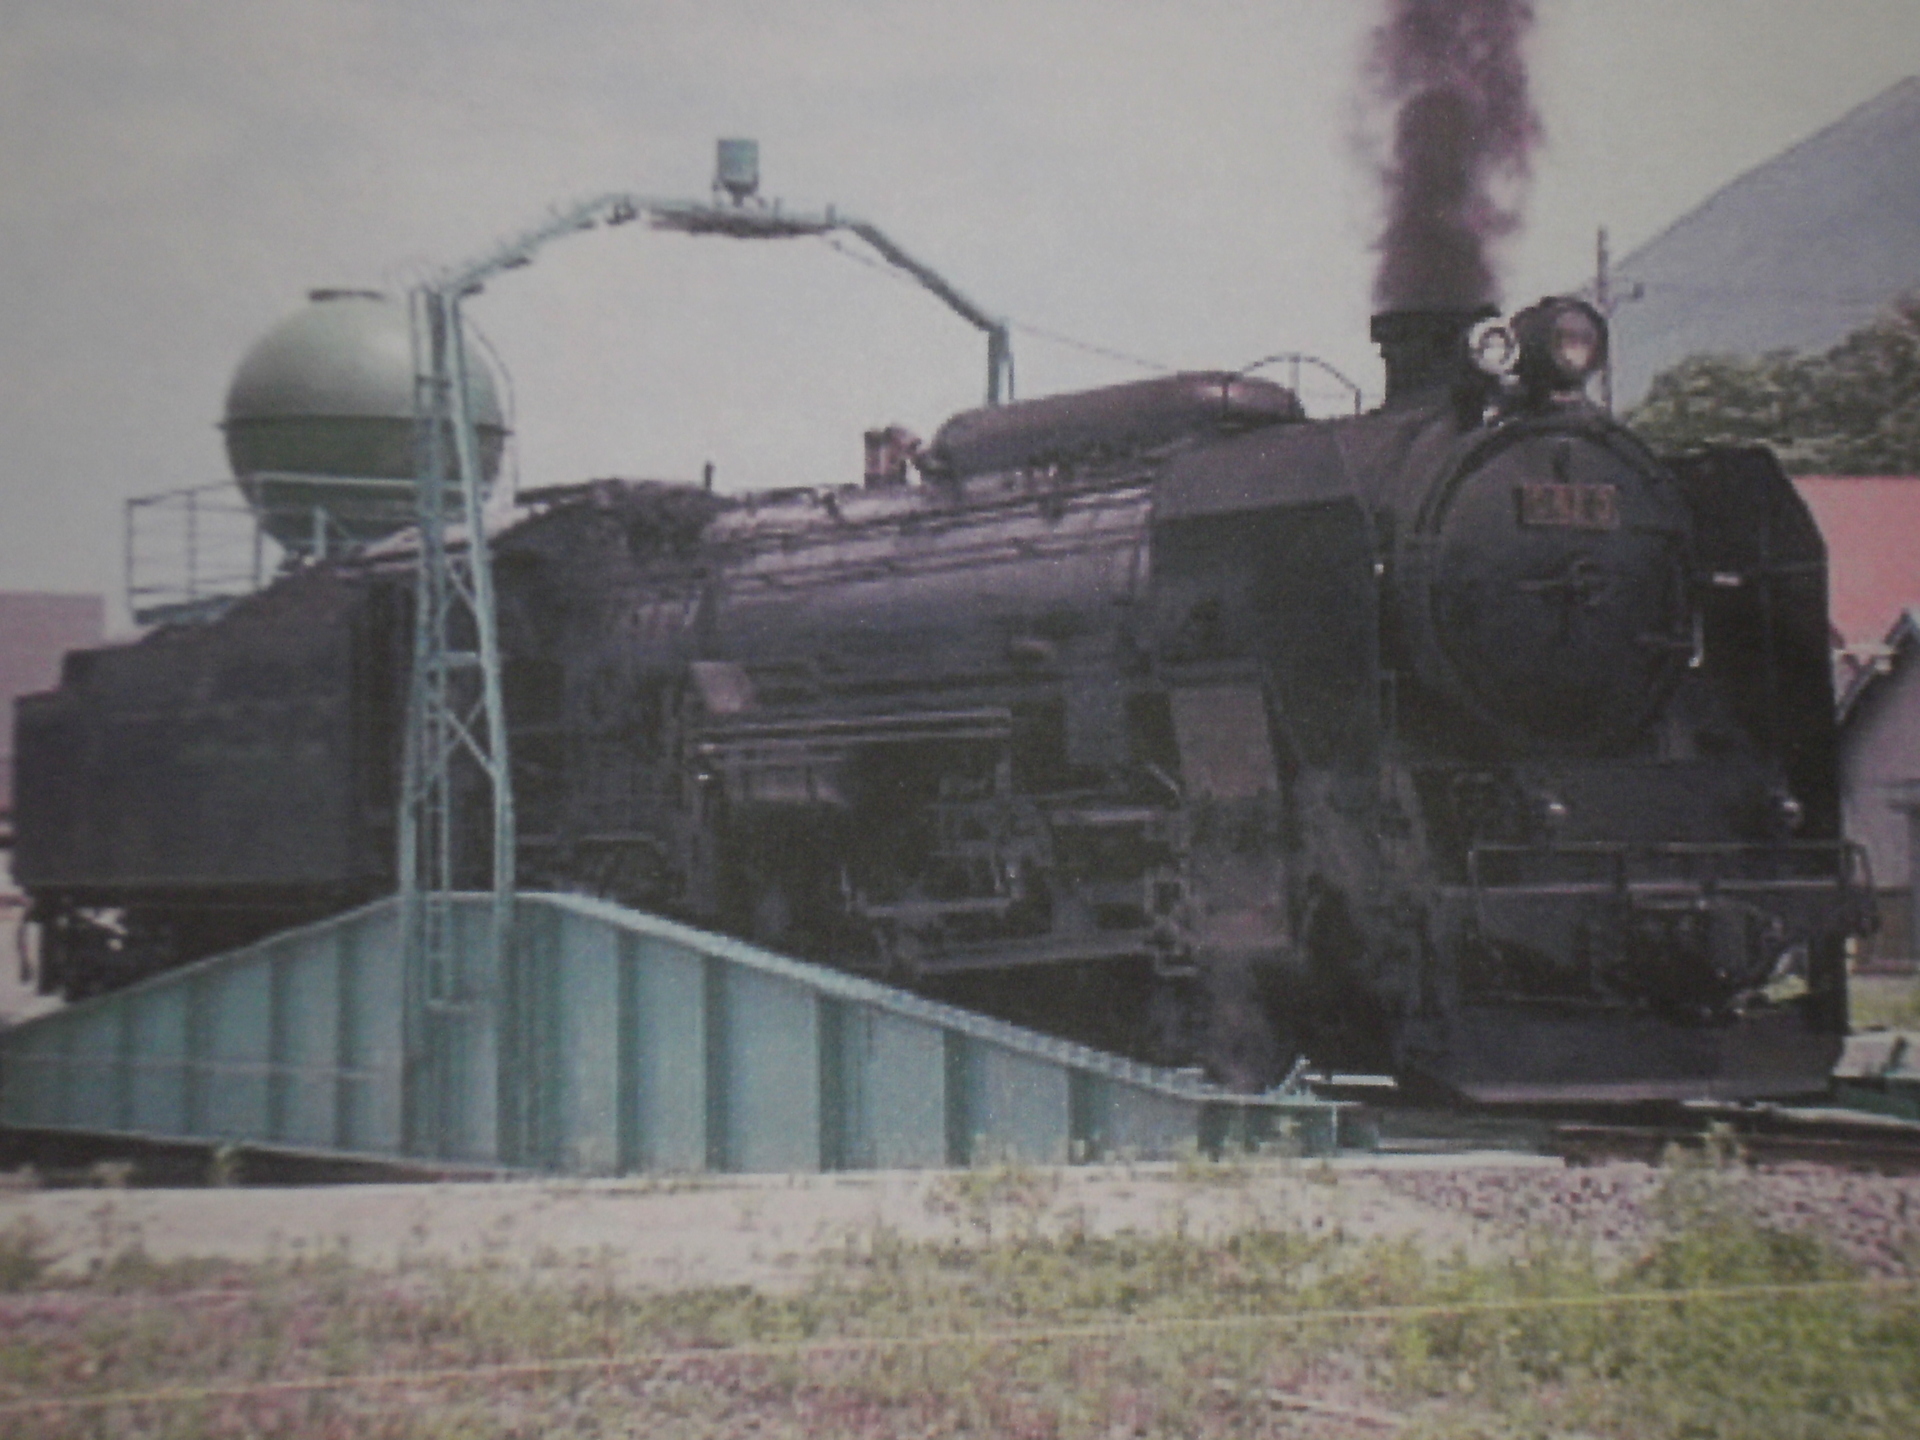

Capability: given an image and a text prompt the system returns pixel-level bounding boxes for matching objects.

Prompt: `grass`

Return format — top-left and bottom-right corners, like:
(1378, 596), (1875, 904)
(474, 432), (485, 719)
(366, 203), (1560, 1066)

(0, 1217), (56, 1291)
(0, 1154), (1914, 1438)
(1852, 972), (1920, 1032)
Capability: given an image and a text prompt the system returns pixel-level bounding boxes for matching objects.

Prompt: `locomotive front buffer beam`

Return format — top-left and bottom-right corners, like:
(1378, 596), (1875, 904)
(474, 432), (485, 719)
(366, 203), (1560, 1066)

(0, 893), (1357, 1176)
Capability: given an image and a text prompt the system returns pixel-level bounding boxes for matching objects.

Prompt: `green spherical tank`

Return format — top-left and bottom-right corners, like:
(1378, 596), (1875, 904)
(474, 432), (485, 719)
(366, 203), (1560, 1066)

(222, 289), (508, 554)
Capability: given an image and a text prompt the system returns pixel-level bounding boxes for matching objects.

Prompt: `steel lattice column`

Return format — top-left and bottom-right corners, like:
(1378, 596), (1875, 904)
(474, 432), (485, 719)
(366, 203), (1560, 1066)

(399, 286), (516, 1160)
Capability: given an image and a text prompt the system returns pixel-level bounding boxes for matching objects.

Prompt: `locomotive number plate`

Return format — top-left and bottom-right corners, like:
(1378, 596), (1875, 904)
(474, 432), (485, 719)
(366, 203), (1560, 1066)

(1516, 481), (1619, 530)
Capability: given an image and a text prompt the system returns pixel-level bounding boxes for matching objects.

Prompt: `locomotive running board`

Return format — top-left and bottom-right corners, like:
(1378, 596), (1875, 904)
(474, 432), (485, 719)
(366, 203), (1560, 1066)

(0, 892), (1358, 1176)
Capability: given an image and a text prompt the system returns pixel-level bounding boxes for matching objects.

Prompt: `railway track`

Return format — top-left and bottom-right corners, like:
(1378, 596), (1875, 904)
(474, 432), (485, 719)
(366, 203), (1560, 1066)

(1358, 1098), (1920, 1175)
(1548, 1106), (1920, 1175)
(6, 1091), (1920, 1188)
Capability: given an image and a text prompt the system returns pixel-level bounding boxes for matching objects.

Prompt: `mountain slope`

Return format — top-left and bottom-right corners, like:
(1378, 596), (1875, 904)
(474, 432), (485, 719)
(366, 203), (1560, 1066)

(1612, 77), (1920, 408)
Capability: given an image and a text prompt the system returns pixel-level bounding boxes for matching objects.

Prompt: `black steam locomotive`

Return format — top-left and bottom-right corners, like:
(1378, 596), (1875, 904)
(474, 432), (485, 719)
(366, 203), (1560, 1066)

(12, 299), (1872, 1102)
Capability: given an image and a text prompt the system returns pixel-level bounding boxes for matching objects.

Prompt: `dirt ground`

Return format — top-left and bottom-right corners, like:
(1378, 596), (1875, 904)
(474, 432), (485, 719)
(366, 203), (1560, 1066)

(6, 1145), (1919, 1293)
(0, 1154), (1552, 1291)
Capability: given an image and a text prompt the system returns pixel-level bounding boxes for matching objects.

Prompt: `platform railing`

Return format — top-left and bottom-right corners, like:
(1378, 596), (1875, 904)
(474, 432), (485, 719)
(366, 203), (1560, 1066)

(124, 480), (393, 627)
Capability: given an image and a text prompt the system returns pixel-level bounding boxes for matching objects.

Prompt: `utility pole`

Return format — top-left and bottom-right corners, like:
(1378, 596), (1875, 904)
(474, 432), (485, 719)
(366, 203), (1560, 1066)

(1593, 226), (1644, 416)
(1596, 227), (1614, 414)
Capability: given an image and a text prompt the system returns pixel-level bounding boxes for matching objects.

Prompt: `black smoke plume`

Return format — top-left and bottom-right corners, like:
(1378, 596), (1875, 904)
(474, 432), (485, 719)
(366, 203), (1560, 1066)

(1366, 0), (1542, 311)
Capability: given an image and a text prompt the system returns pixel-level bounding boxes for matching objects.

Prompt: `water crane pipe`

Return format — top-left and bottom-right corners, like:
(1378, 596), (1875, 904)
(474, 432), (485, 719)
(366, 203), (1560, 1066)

(429, 191), (1014, 406)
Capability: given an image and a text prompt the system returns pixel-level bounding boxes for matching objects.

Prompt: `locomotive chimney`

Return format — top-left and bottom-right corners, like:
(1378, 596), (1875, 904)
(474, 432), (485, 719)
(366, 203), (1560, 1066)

(1370, 307), (1493, 406)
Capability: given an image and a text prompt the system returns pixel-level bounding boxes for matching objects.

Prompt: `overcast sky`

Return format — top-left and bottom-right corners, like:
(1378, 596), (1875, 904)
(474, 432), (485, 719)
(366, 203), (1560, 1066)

(4, 0), (1918, 620)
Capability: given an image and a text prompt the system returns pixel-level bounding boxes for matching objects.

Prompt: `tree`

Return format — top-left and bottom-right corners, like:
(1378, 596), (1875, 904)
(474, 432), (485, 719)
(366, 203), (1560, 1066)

(1628, 293), (1920, 474)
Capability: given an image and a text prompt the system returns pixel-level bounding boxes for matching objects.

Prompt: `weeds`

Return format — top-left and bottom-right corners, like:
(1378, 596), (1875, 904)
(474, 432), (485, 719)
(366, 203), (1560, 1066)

(0, 1149), (1915, 1439)
(923, 1158), (1061, 1240)
(0, 1215), (56, 1290)
(1851, 971), (1920, 1032)
(1173, 1143), (1259, 1189)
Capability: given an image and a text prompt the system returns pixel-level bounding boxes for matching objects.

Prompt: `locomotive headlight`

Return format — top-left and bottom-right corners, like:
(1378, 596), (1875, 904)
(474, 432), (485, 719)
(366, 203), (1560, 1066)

(1467, 318), (1518, 376)
(1549, 307), (1603, 381)
(1511, 297), (1609, 396)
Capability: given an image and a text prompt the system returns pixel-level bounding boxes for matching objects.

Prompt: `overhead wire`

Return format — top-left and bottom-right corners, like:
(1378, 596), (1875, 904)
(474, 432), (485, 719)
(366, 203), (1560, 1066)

(816, 233), (1175, 380)
(815, 230), (1380, 404)
(1005, 319), (1172, 375)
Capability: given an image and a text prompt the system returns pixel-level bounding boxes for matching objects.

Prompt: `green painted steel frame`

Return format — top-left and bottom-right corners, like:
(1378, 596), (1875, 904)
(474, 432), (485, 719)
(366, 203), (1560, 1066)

(0, 894), (1352, 1173)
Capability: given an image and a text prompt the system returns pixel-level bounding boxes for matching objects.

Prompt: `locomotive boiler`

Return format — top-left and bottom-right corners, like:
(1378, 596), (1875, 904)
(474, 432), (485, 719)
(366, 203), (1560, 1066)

(11, 297), (1872, 1103)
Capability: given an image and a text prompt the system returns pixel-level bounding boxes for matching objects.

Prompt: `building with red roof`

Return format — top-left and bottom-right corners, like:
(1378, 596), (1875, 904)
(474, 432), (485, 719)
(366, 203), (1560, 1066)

(1794, 476), (1920, 651)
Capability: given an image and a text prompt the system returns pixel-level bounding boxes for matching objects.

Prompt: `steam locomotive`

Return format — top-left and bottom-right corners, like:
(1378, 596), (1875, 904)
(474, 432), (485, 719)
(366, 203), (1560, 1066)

(12, 298), (1872, 1102)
